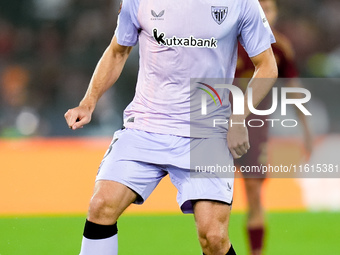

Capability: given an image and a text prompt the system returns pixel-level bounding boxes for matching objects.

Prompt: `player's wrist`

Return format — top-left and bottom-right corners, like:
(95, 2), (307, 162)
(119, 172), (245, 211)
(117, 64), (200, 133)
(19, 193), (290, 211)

(229, 114), (246, 123)
(79, 99), (96, 112)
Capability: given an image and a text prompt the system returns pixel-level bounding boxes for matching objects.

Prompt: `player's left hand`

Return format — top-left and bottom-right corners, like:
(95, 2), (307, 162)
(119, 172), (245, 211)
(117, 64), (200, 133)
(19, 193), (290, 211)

(227, 117), (250, 159)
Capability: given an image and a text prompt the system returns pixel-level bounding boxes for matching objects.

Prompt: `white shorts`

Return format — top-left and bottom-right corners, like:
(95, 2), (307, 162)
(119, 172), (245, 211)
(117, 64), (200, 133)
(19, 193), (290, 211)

(96, 128), (234, 214)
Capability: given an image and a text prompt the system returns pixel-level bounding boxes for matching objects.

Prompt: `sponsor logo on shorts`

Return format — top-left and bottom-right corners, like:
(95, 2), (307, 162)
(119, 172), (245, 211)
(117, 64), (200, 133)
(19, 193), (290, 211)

(153, 28), (218, 48)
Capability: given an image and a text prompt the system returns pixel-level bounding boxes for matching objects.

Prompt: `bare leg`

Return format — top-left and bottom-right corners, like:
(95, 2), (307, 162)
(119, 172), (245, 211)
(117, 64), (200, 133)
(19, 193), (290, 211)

(79, 180), (137, 255)
(244, 178), (265, 255)
(194, 200), (233, 255)
(87, 180), (137, 225)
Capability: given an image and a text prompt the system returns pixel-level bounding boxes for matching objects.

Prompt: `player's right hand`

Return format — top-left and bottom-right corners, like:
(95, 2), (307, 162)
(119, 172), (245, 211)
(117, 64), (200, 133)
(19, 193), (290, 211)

(227, 116), (250, 159)
(64, 106), (92, 130)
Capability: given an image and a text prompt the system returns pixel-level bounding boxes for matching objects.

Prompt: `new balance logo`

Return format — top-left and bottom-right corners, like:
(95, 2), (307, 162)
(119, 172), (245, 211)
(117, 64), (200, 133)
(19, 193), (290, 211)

(153, 28), (218, 48)
(151, 10), (165, 17)
(151, 10), (165, 20)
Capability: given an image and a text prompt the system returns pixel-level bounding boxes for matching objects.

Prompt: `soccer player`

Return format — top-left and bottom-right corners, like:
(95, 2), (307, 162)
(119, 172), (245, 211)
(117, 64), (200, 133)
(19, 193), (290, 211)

(235, 0), (313, 254)
(64, 0), (277, 254)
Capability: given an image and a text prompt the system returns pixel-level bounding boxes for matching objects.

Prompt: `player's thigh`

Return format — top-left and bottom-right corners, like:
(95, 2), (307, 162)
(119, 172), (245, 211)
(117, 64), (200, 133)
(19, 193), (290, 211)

(97, 129), (169, 203)
(88, 180), (137, 224)
(193, 200), (231, 238)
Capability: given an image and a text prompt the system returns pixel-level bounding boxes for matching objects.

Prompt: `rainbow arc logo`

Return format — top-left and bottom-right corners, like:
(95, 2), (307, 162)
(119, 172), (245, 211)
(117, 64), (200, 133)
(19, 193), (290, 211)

(197, 82), (222, 115)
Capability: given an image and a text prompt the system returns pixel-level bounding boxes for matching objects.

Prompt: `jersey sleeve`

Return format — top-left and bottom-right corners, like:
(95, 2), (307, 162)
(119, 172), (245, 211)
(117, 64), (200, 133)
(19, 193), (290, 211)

(238, 0), (276, 58)
(114, 0), (141, 46)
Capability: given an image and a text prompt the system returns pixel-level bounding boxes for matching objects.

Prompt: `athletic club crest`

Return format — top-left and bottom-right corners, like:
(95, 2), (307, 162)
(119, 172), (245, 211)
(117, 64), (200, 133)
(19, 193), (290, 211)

(211, 6), (228, 25)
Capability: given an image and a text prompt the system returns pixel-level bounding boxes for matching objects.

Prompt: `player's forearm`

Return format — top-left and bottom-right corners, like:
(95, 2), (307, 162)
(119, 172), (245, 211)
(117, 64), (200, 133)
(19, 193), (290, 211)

(79, 37), (132, 112)
(246, 64), (277, 114)
(233, 48), (278, 121)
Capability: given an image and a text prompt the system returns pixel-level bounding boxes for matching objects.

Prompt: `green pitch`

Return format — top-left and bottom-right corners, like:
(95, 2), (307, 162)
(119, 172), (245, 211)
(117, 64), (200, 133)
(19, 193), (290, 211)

(0, 212), (339, 255)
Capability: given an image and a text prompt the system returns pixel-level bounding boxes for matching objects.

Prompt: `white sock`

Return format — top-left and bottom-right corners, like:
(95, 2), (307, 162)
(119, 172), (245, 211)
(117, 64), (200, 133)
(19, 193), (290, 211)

(79, 220), (118, 255)
(79, 234), (118, 255)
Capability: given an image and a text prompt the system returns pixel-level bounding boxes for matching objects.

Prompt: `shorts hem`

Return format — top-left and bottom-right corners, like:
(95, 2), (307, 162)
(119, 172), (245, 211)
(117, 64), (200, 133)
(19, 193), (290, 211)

(180, 196), (233, 214)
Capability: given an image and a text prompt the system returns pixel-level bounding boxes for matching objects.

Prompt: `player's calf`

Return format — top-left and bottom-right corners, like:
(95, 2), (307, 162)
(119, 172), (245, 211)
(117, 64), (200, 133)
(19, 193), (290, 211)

(79, 180), (137, 255)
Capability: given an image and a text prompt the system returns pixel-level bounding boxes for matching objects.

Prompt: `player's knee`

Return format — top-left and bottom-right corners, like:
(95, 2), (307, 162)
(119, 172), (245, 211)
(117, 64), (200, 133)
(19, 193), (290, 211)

(198, 229), (229, 254)
(88, 195), (117, 223)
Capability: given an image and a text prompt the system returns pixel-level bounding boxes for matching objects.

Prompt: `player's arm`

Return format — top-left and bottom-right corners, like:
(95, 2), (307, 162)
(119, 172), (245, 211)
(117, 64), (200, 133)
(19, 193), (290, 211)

(65, 36), (133, 130)
(227, 47), (278, 158)
(247, 47), (278, 112)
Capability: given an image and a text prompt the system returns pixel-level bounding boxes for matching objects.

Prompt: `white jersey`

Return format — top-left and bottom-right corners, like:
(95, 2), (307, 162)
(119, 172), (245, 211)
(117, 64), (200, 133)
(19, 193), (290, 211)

(115, 0), (275, 138)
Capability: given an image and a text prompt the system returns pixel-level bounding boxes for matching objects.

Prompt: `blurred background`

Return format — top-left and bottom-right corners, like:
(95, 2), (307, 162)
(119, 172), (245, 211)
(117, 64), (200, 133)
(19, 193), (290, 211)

(0, 0), (340, 254)
(0, 0), (139, 137)
(1, 0), (340, 137)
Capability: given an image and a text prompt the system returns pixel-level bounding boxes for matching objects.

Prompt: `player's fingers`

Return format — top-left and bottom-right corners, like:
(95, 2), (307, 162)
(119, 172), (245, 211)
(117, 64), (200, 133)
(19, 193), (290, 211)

(234, 146), (245, 157)
(228, 142), (241, 158)
(239, 144), (248, 155)
(245, 141), (250, 151)
(230, 142), (250, 158)
(230, 145), (244, 158)
(230, 148), (241, 159)
(240, 142), (250, 154)
(71, 116), (90, 130)
(64, 109), (78, 128)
